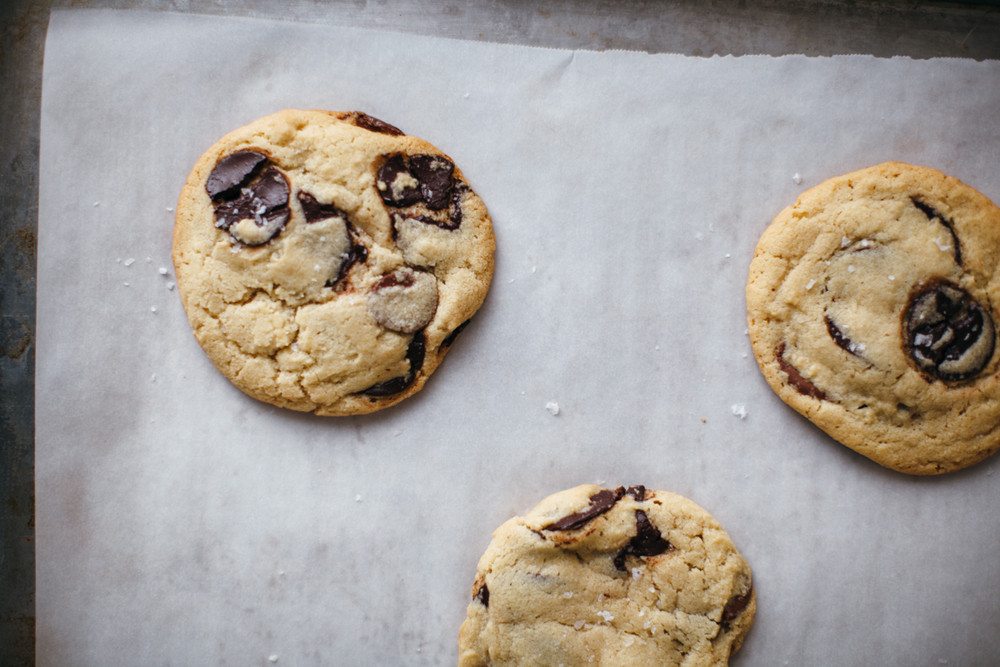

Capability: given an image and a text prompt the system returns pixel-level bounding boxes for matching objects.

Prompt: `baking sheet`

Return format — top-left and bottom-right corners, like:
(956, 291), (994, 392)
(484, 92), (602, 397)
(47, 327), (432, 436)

(36, 8), (1000, 666)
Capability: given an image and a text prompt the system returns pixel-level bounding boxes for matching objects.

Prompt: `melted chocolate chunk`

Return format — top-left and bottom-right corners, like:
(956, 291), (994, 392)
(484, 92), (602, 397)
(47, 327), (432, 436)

(361, 332), (426, 397)
(624, 485), (646, 501)
(613, 510), (673, 571)
(775, 342), (827, 400)
(722, 587), (753, 624)
(377, 153), (457, 212)
(409, 155), (454, 210)
(903, 279), (996, 383)
(543, 487), (625, 532)
(212, 165), (291, 246)
(297, 191), (346, 223)
(824, 315), (861, 356)
(206, 150), (267, 200)
(377, 155), (422, 207)
(473, 582), (489, 607)
(339, 111), (404, 136)
(912, 197), (962, 265)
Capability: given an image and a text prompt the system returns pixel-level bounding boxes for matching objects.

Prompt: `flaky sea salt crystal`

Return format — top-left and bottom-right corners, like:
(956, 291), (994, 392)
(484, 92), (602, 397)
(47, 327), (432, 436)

(167, 282), (175, 291)
(562, 591), (574, 599)
(805, 279), (816, 291)
(124, 258), (135, 266)
(792, 173), (802, 184)
(573, 620), (585, 630)
(597, 611), (614, 623)
(355, 494), (362, 503)
(268, 656), (278, 664)
(631, 567), (642, 579)
(545, 401), (560, 416)
(840, 236), (851, 248)
(159, 267), (168, 275)
(731, 403), (748, 419)
(847, 265), (856, 273)
(150, 306), (158, 314)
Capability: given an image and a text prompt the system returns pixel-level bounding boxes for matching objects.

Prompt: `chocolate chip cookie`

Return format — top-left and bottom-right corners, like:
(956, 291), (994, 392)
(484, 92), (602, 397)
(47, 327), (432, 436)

(747, 162), (1000, 474)
(458, 485), (755, 666)
(173, 110), (495, 415)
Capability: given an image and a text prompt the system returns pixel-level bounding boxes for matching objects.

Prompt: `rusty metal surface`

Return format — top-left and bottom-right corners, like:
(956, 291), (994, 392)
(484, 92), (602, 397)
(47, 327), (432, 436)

(3, 1), (999, 665)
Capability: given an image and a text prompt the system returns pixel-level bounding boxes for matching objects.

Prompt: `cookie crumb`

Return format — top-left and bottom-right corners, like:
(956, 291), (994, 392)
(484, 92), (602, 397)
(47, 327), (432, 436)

(545, 401), (560, 416)
(731, 403), (748, 419)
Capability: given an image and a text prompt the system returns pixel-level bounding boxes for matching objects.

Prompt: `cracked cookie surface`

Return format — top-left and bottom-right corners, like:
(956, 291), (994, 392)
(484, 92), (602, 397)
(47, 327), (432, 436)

(173, 109), (495, 415)
(458, 485), (755, 666)
(747, 162), (1000, 474)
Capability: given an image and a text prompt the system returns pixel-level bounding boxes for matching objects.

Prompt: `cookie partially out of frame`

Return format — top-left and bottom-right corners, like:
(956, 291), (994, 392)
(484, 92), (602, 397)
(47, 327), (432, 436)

(747, 162), (1000, 474)
(458, 485), (755, 666)
(173, 110), (495, 415)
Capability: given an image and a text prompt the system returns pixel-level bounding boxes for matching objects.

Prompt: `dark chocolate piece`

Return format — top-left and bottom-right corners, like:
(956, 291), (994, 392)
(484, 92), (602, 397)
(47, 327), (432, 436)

(722, 587), (753, 623)
(613, 510), (673, 571)
(543, 487), (624, 532)
(775, 342), (827, 400)
(361, 332), (426, 397)
(473, 582), (489, 607)
(624, 485), (646, 501)
(340, 111), (404, 136)
(377, 153), (457, 213)
(902, 279), (996, 383)
(213, 166), (291, 246)
(824, 315), (861, 356)
(912, 197), (962, 265)
(377, 155), (422, 207)
(297, 191), (347, 223)
(206, 150), (267, 200)
(409, 155), (454, 210)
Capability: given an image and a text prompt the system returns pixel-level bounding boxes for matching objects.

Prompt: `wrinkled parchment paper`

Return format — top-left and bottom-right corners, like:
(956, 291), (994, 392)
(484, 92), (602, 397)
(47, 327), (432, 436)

(37, 9), (1000, 666)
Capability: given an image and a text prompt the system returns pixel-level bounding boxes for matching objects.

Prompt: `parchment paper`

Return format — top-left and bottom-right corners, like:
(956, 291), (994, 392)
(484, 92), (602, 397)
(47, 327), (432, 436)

(37, 9), (1000, 666)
